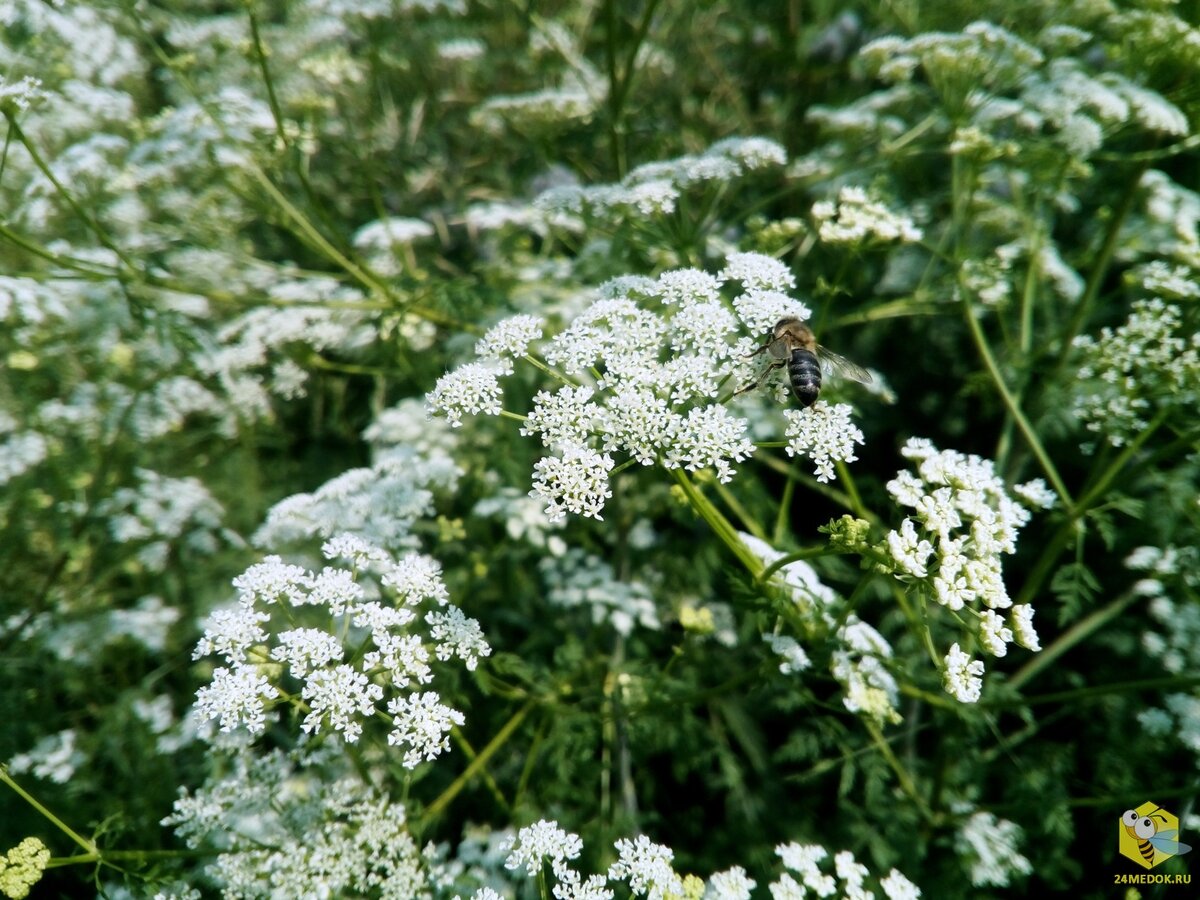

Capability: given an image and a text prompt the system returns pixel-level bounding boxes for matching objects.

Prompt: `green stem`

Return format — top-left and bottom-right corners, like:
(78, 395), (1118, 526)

(5, 116), (139, 273)
(1007, 589), (1140, 692)
(669, 468), (762, 577)
(420, 700), (533, 824)
(960, 287), (1073, 508)
(863, 719), (934, 824)
(0, 767), (97, 854)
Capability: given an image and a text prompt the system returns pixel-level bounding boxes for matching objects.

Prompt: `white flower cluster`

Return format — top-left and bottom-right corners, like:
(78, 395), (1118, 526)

(861, 23), (1187, 162)
(879, 439), (1046, 701)
(741, 533), (902, 725)
(96, 468), (229, 572)
(534, 137), (786, 229)
(165, 751), (436, 898)
(428, 252), (827, 523)
(1072, 297), (1200, 448)
(540, 548), (661, 635)
(192, 535), (488, 766)
(956, 810), (1033, 888)
(783, 400), (864, 482)
(812, 185), (923, 245)
(493, 821), (920, 900)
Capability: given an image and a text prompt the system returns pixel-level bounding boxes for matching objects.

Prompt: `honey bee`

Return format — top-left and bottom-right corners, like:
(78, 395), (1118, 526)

(1121, 808), (1193, 865)
(737, 317), (872, 407)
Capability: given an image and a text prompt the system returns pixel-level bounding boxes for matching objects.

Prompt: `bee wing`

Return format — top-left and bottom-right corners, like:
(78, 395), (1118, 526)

(1149, 835), (1191, 855)
(815, 345), (873, 384)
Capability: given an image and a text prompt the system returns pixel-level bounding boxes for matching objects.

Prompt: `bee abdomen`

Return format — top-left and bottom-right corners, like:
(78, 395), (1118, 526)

(788, 349), (821, 407)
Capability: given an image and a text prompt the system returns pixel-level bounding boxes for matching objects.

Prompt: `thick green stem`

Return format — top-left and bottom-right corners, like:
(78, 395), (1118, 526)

(0, 767), (97, 855)
(669, 468), (763, 577)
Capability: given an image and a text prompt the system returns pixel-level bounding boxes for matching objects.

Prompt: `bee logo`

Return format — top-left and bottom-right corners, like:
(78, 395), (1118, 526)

(1119, 804), (1192, 869)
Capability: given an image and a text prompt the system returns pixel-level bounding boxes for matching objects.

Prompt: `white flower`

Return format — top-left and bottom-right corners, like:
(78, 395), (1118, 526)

(813, 186), (922, 244)
(880, 869), (922, 900)
(426, 606), (492, 670)
(783, 401), (864, 482)
(194, 605), (270, 665)
(1012, 478), (1057, 510)
(426, 362), (505, 427)
(706, 865), (756, 900)
(522, 385), (600, 449)
(957, 811), (1032, 887)
(195, 665), (279, 734)
(232, 555), (312, 606)
(764, 634), (811, 674)
(978, 610), (1013, 657)
(608, 836), (683, 900)
(503, 820), (584, 875)
(721, 251), (797, 292)
(386, 691), (465, 768)
(475, 314), (545, 361)
(272, 628), (345, 677)
(531, 445), (615, 522)
(656, 268), (722, 305)
(667, 405), (756, 483)
(383, 553), (450, 605)
(775, 843), (835, 896)
(352, 216), (434, 249)
(733, 289), (812, 334)
(1010, 604), (1041, 651)
(943, 643), (985, 703)
(886, 519), (935, 577)
(300, 664), (384, 743)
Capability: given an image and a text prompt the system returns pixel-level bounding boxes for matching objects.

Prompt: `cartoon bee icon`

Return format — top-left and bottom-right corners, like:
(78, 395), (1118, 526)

(1122, 807), (1193, 865)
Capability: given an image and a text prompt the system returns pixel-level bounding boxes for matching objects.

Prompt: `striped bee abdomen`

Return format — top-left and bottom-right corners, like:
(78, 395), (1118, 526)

(788, 348), (822, 407)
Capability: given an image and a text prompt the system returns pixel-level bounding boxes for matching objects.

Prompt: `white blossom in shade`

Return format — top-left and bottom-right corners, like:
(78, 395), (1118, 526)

(437, 37), (485, 61)
(813, 186), (922, 244)
(626, 179), (679, 215)
(426, 362), (505, 427)
(709, 135), (788, 169)
(656, 268), (722, 305)
(732, 289), (812, 335)
(978, 610), (1013, 657)
(387, 691), (465, 769)
(721, 251), (797, 292)
(880, 869), (921, 900)
(1010, 604), (1041, 651)
(503, 820), (584, 875)
(783, 401), (864, 482)
(232, 555), (312, 606)
(7, 730), (83, 784)
(467, 890), (503, 900)
(426, 607), (492, 670)
(1012, 478), (1057, 510)
(768, 873), (805, 900)
(764, 634), (811, 674)
(352, 216), (434, 250)
(607, 836), (684, 900)
(305, 566), (366, 615)
(0, 74), (46, 112)
(195, 665), (279, 734)
(271, 628), (345, 677)
(957, 811), (1032, 887)
(775, 844), (835, 896)
(943, 643), (985, 703)
(886, 519), (934, 578)
(706, 866), (756, 900)
(522, 385), (600, 448)
(383, 552), (450, 605)
(668, 405), (756, 483)
(299, 664), (384, 743)
(531, 445), (615, 522)
(193, 606), (270, 665)
(475, 314), (545, 361)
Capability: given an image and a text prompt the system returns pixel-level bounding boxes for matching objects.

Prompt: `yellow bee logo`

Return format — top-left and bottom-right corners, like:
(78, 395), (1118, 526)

(1121, 806), (1192, 867)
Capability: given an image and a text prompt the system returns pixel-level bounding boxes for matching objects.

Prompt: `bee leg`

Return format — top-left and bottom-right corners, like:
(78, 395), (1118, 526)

(733, 361), (783, 396)
(744, 340), (773, 359)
